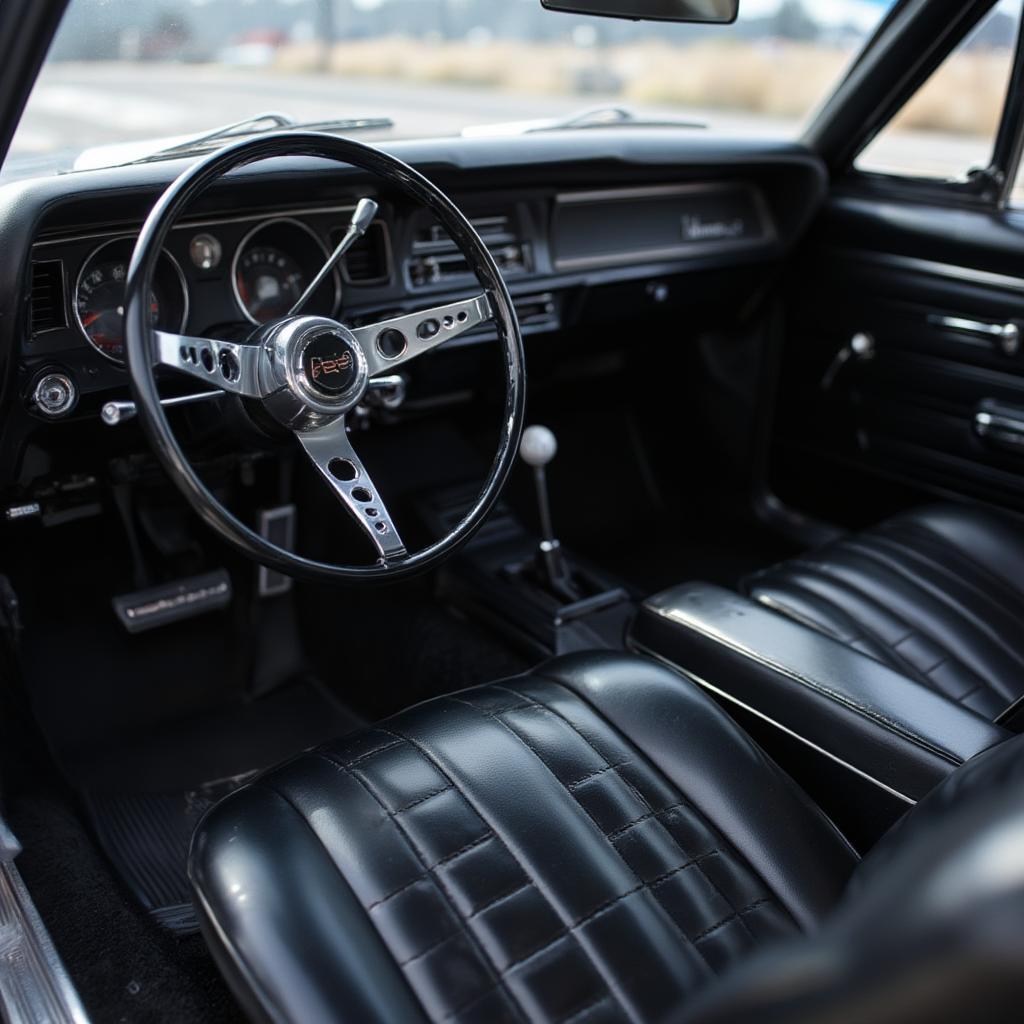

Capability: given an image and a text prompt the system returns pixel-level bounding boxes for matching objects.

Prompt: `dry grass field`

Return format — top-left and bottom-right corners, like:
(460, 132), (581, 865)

(275, 37), (1011, 136)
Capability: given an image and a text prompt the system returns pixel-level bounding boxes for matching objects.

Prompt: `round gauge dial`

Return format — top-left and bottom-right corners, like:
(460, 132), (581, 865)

(75, 239), (188, 363)
(234, 245), (305, 324)
(231, 218), (340, 326)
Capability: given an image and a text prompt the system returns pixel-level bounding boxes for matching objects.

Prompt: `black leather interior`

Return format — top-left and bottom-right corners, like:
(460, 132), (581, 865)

(630, 583), (1008, 805)
(190, 650), (1024, 1023)
(680, 734), (1024, 1024)
(744, 503), (1024, 719)
(190, 652), (857, 1024)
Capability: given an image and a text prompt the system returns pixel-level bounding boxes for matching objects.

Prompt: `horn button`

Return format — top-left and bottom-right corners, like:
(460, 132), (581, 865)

(301, 331), (361, 398)
(261, 316), (370, 424)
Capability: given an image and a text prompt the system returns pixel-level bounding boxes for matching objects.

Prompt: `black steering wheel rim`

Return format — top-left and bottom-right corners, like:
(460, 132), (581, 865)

(123, 132), (526, 583)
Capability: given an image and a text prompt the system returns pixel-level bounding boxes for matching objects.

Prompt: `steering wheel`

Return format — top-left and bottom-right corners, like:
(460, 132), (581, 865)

(123, 133), (525, 583)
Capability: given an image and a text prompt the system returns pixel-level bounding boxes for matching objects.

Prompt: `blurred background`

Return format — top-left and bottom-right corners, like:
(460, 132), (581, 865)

(6, 0), (1021, 188)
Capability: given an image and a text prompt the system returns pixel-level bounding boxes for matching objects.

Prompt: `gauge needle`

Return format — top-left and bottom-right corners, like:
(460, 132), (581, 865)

(288, 197), (378, 317)
(82, 312), (101, 328)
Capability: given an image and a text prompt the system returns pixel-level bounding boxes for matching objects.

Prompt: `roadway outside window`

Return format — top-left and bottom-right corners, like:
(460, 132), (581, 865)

(5, 0), (899, 180)
(854, 0), (1021, 191)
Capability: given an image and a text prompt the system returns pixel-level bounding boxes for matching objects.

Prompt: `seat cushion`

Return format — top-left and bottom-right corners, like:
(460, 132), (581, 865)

(744, 504), (1024, 719)
(189, 652), (857, 1024)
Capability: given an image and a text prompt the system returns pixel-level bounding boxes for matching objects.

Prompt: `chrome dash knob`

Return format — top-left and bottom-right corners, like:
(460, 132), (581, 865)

(33, 373), (77, 418)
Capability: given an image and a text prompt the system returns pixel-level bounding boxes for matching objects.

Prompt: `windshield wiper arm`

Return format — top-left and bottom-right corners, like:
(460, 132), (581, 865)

(128, 111), (394, 165)
(526, 106), (706, 133)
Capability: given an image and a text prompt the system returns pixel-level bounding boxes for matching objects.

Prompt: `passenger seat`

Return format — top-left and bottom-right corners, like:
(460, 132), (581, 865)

(744, 504), (1024, 720)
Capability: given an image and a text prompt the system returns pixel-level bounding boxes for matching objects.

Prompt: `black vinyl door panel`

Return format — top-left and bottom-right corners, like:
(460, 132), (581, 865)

(772, 194), (1024, 521)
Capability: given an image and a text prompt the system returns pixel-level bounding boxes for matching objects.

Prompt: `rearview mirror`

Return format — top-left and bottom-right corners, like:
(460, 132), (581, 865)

(540, 0), (739, 24)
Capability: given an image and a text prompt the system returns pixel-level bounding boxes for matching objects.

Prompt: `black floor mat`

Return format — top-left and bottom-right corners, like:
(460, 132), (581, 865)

(9, 794), (247, 1024)
(84, 773), (256, 933)
(74, 679), (361, 936)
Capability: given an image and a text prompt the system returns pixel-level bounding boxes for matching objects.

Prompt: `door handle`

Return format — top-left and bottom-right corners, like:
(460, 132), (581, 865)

(974, 400), (1024, 452)
(928, 315), (1021, 356)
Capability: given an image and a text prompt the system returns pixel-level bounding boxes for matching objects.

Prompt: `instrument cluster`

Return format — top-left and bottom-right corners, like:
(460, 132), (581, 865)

(33, 203), (380, 370)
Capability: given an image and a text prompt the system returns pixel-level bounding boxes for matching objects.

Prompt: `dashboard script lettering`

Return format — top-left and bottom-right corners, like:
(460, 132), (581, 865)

(680, 215), (746, 242)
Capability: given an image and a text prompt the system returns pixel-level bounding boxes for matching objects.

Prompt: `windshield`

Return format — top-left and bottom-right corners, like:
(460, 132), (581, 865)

(6, 0), (899, 178)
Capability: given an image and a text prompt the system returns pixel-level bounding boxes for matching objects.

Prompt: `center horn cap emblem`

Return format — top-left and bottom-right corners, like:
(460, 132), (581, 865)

(276, 318), (368, 416)
(303, 332), (360, 397)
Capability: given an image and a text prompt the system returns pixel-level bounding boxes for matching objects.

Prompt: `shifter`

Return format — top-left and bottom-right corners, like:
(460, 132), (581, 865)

(520, 425), (578, 602)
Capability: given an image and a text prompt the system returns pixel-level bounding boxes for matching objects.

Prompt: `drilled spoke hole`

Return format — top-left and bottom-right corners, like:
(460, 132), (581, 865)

(328, 458), (358, 482)
(351, 487), (373, 503)
(219, 351), (240, 381)
(376, 329), (407, 361)
(374, 521), (389, 534)
(365, 508), (379, 518)
(200, 348), (215, 372)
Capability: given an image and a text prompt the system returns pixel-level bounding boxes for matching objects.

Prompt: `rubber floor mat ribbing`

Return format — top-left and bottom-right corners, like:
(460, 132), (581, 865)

(72, 680), (363, 936)
(84, 772), (255, 935)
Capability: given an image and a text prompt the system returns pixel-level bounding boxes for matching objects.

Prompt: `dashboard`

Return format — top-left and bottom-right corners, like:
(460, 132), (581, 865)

(0, 130), (827, 490)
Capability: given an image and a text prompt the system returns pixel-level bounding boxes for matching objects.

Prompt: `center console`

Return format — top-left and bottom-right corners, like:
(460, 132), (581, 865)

(630, 582), (1009, 848)
(429, 425), (635, 657)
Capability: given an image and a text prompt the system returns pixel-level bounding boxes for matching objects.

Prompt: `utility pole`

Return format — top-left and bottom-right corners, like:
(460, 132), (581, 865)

(316, 0), (335, 71)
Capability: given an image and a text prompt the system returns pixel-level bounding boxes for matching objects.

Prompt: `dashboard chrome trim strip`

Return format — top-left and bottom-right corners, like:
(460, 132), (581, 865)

(30, 201), (364, 251)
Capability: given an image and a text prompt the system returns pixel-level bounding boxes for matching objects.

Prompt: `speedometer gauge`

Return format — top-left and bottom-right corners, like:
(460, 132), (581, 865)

(234, 245), (305, 324)
(232, 218), (340, 326)
(74, 238), (188, 364)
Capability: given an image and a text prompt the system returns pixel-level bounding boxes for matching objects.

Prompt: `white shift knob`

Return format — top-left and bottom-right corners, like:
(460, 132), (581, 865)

(520, 425), (558, 467)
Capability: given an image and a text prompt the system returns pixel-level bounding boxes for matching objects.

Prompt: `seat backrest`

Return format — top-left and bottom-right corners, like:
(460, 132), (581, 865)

(681, 733), (1024, 1023)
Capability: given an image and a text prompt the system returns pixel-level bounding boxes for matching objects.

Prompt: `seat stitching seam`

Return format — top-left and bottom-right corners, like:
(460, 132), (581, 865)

(397, 927), (464, 968)
(851, 536), (1024, 679)
(489, 882), (648, 974)
(389, 784), (455, 814)
(488, 849), (729, 977)
(365, 873), (427, 911)
(886, 520), (1024, 607)
(494, 685), (758, 961)
(466, 879), (535, 919)
(768, 571), (943, 690)
(380, 718), (635, 1024)
(498, 684), (764, 952)
(312, 749), (526, 1024)
(691, 897), (772, 944)
(606, 802), (687, 840)
(567, 761), (631, 791)
(360, 831), (497, 911)
(318, 751), (459, 816)
(338, 738), (405, 767)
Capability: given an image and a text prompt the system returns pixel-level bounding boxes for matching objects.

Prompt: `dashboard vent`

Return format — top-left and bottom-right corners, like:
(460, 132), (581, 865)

(30, 260), (66, 333)
(409, 212), (531, 287)
(343, 222), (391, 285)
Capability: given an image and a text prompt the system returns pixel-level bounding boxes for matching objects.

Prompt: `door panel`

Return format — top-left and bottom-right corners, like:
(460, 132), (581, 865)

(771, 195), (1024, 524)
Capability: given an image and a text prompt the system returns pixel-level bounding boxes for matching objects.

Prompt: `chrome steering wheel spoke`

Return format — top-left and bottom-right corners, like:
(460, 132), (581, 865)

(154, 329), (265, 398)
(296, 418), (408, 563)
(125, 132), (524, 582)
(353, 294), (493, 377)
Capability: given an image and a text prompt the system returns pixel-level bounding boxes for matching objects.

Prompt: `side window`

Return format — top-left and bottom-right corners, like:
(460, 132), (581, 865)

(854, 1), (1019, 184)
